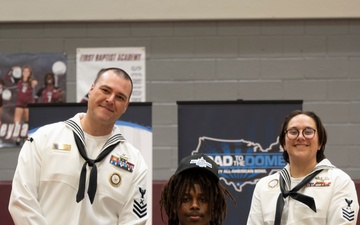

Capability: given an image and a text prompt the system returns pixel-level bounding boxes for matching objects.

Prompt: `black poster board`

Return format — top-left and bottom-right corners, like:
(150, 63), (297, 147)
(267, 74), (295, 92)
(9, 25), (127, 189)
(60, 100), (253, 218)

(28, 102), (152, 132)
(177, 100), (302, 225)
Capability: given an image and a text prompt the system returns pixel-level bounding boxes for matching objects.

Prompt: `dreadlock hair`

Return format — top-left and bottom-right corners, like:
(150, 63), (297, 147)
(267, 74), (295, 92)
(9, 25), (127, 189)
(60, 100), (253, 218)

(160, 169), (235, 225)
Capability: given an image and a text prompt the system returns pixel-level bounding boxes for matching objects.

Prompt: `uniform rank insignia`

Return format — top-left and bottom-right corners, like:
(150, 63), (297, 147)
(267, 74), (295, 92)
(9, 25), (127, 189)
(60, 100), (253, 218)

(307, 176), (331, 187)
(268, 179), (279, 188)
(52, 143), (71, 151)
(342, 198), (355, 221)
(109, 173), (122, 187)
(133, 187), (147, 219)
(109, 154), (134, 172)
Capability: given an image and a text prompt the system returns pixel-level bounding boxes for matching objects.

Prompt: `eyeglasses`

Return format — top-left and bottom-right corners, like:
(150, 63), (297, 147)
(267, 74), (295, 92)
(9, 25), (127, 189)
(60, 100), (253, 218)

(285, 128), (316, 140)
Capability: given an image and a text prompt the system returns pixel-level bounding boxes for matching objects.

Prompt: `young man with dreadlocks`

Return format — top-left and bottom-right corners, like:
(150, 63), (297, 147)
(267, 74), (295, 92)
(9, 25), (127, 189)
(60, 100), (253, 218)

(160, 153), (236, 225)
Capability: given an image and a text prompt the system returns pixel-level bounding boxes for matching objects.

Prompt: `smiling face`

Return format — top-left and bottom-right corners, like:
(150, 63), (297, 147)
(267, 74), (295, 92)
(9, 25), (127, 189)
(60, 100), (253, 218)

(177, 183), (211, 225)
(22, 67), (32, 81)
(284, 114), (321, 166)
(45, 73), (55, 86)
(86, 69), (131, 127)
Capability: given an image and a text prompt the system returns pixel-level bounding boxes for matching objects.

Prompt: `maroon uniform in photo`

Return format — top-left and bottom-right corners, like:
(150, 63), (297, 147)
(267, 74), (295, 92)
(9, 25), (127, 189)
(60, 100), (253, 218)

(15, 80), (33, 108)
(36, 87), (61, 103)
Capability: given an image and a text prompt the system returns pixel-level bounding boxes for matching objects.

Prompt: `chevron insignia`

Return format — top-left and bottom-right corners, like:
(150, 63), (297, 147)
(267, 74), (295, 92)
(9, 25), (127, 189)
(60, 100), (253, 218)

(342, 198), (355, 221)
(133, 187), (147, 218)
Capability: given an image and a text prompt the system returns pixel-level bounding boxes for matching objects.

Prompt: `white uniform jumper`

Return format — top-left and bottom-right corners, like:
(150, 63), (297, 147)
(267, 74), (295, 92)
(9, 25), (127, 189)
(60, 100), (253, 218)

(247, 159), (359, 225)
(9, 113), (148, 225)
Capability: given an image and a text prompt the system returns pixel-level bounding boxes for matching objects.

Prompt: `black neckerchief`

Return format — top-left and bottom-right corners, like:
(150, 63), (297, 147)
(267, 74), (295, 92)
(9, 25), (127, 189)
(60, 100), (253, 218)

(64, 119), (124, 204)
(274, 168), (323, 225)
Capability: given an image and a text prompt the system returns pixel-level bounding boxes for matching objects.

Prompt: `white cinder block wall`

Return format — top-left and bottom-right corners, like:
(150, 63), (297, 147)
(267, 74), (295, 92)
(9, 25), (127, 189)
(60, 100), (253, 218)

(0, 19), (359, 181)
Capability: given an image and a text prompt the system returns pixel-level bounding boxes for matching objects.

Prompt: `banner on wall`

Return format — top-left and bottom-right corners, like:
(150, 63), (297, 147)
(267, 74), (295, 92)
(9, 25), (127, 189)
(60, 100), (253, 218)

(28, 102), (153, 225)
(76, 47), (146, 103)
(177, 100), (302, 225)
(0, 53), (67, 148)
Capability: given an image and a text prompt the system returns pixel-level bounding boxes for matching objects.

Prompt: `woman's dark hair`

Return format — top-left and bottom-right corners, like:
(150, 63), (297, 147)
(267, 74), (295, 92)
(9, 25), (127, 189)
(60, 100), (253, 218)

(160, 169), (235, 225)
(279, 110), (327, 163)
(43, 72), (55, 86)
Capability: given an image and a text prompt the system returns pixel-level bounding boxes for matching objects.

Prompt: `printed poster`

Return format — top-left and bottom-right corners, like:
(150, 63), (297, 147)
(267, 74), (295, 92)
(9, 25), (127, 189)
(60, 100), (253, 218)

(0, 53), (67, 148)
(177, 100), (302, 225)
(76, 47), (146, 103)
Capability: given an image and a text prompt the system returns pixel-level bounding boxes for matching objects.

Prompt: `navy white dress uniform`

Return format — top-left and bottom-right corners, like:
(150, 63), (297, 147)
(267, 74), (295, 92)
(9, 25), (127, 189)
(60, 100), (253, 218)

(247, 159), (359, 225)
(9, 113), (148, 225)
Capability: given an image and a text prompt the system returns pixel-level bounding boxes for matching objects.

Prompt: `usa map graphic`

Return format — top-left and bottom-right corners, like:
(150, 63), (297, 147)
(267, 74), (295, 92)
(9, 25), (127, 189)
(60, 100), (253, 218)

(192, 136), (286, 192)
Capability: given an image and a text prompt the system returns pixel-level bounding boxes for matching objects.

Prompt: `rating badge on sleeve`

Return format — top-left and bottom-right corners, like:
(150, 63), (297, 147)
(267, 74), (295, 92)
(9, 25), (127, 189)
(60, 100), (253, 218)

(133, 187), (147, 219)
(342, 198), (355, 222)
